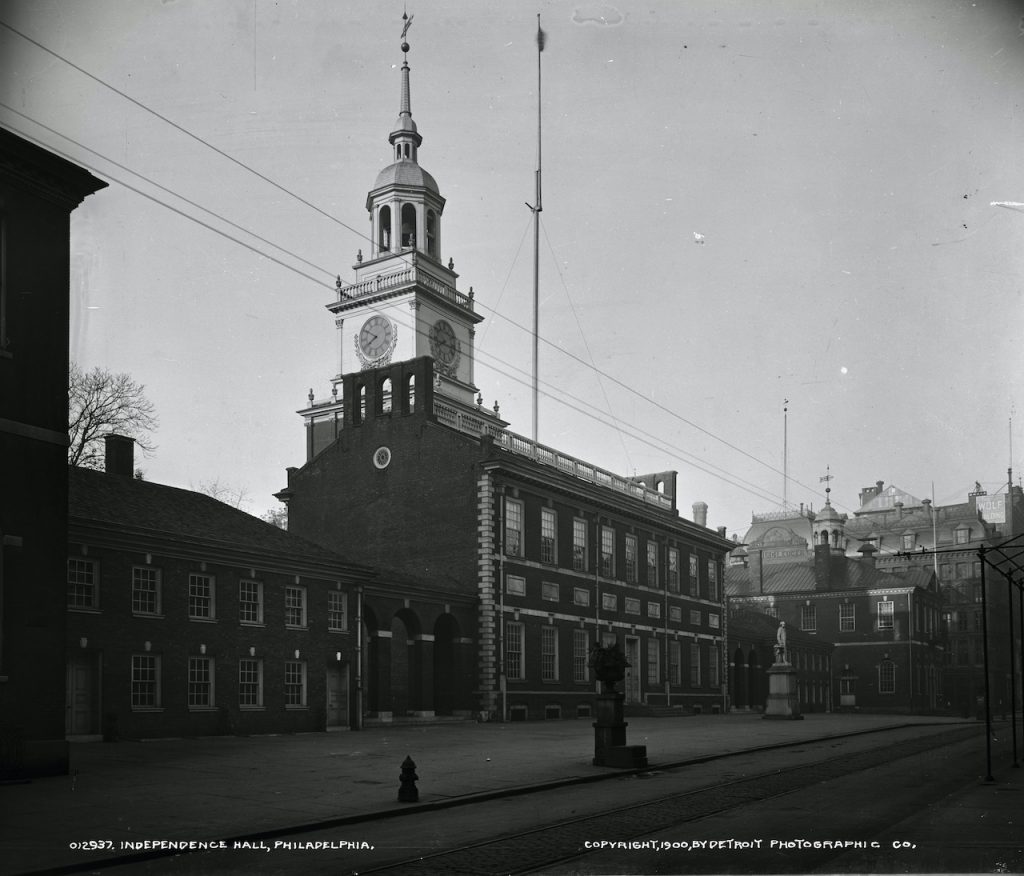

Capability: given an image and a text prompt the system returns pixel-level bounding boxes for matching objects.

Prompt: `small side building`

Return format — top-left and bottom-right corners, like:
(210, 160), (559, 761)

(0, 128), (106, 777)
(67, 437), (374, 740)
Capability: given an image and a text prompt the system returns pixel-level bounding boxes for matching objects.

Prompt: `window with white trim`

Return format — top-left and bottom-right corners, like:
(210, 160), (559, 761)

(132, 566), (161, 615)
(689, 609), (702, 625)
(239, 658), (263, 707)
(801, 604), (816, 631)
(573, 586), (590, 607)
(131, 654), (160, 708)
(188, 574), (215, 620)
(625, 597), (641, 615)
(669, 640), (682, 684)
(542, 581), (559, 602)
(285, 660), (307, 707)
(540, 508), (557, 565)
(708, 613), (720, 629)
(541, 626), (558, 681)
(667, 548), (680, 593)
(67, 558), (98, 609)
(708, 645), (720, 688)
(879, 659), (896, 694)
(328, 591), (347, 631)
(573, 518), (587, 571)
(285, 586), (307, 627)
(839, 603), (855, 632)
(689, 554), (699, 596)
(669, 605), (682, 622)
(877, 600), (894, 630)
(188, 656), (214, 707)
(689, 642), (701, 686)
(239, 580), (263, 624)
(646, 541), (658, 588)
(647, 638), (660, 685)
(647, 601), (661, 619)
(505, 498), (523, 557)
(600, 526), (615, 577)
(707, 560), (719, 601)
(506, 575), (526, 596)
(573, 630), (590, 683)
(506, 621), (525, 680)
(625, 534), (638, 583)
(601, 592), (617, 612)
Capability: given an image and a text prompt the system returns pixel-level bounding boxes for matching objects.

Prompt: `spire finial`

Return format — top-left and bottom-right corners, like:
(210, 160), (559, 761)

(820, 466), (834, 504)
(401, 10), (413, 55)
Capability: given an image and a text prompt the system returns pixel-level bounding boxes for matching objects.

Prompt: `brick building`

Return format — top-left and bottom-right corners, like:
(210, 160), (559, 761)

(67, 437), (373, 740)
(279, 30), (734, 722)
(726, 494), (945, 713)
(845, 479), (1023, 716)
(0, 129), (106, 777)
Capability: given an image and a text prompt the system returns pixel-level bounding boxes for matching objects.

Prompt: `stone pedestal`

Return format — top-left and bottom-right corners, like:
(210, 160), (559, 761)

(763, 662), (803, 720)
(592, 693), (648, 767)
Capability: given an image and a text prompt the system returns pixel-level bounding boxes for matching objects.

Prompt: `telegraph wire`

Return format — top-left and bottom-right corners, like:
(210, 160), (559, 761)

(0, 104), (334, 283)
(0, 114), (786, 519)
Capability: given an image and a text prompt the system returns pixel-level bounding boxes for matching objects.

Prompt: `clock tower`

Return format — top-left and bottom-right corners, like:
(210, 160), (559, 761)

(325, 23), (483, 408)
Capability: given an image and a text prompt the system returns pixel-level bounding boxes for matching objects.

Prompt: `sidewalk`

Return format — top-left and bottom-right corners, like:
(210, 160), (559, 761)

(0, 712), (997, 874)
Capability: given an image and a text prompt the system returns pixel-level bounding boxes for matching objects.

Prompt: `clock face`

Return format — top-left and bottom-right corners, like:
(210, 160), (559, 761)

(358, 315), (395, 360)
(430, 320), (458, 365)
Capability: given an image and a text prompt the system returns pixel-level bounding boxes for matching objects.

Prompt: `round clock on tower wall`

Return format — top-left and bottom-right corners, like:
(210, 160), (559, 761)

(355, 314), (397, 368)
(429, 318), (461, 376)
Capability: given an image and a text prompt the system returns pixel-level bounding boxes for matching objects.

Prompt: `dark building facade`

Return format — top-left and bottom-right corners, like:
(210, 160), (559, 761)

(67, 438), (374, 740)
(279, 32), (734, 722)
(727, 497), (945, 714)
(0, 129), (106, 777)
(845, 480), (1023, 717)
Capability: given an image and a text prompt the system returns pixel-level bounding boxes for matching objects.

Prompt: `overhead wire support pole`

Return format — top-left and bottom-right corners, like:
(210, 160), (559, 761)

(530, 15), (545, 445)
(979, 545), (995, 782)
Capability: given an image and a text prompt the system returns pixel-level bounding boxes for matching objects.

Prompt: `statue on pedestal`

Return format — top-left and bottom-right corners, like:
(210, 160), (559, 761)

(773, 621), (788, 665)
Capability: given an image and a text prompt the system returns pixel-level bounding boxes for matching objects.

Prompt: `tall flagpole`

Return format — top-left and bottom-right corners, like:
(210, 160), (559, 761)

(532, 16), (544, 444)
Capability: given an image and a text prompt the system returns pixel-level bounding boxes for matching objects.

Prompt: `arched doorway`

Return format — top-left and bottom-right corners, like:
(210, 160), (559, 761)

(731, 646), (747, 709)
(747, 648), (761, 711)
(390, 609), (421, 717)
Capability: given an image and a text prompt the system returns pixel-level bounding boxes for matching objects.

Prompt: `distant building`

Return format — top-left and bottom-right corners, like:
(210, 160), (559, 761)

(845, 480), (1023, 716)
(67, 437), (374, 740)
(0, 129), (106, 777)
(278, 30), (735, 722)
(726, 493), (945, 714)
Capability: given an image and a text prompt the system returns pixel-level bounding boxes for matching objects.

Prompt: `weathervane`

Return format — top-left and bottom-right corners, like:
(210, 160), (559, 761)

(401, 10), (414, 54)
(819, 466), (834, 503)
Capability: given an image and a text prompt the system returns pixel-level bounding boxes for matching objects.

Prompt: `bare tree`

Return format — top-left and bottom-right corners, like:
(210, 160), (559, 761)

(261, 505), (288, 530)
(68, 363), (158, 469)
(194, 478), (250, 510)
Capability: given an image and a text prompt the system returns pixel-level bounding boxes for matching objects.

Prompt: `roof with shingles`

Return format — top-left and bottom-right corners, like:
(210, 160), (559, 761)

(69, 467), (373, 579)
(725, 555), (935, 597)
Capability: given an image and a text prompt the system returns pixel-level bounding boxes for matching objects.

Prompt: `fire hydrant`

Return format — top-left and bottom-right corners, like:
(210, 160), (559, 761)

(398, 755), (419, 803)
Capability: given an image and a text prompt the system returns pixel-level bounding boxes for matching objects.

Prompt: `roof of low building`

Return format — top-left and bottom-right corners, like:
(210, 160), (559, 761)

(69, 466), (371, 578)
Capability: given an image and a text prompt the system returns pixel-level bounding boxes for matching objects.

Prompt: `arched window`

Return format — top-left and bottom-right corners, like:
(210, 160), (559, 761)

(379, 377), (392, 415)
(426, 210), (437, 257)
(401, 203), (417, 249)
(378, 206), (391, 252)
(406, 373), (416, 413)
(354, 383), (366, 424)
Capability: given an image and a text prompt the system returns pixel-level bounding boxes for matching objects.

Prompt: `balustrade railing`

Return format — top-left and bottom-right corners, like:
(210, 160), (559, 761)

(339, 263), (474, 311)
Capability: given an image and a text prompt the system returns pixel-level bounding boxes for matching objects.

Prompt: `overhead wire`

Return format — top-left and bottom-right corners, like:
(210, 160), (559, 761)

(0, 22), (807, 521)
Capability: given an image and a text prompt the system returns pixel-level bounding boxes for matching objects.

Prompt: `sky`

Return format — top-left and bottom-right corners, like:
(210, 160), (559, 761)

(3, 0), (1024, 537)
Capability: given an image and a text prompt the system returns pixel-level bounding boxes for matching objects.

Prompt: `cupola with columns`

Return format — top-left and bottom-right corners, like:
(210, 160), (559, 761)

(317, 14), (485, 411)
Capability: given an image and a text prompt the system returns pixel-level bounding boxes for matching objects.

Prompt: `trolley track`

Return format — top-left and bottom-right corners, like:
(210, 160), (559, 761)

(354, 723), (986, 875)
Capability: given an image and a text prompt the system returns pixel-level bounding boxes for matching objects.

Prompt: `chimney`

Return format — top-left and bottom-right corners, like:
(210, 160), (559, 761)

(858, 541), (878, 570)
(104, 434), (135, 476)
(717, 525), (727, 538)
(692, 501), (708, 528)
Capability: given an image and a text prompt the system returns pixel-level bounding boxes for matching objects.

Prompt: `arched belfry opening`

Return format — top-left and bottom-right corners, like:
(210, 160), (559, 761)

(426, 209), (437, 257)
(378, 205), (391, 252)
(401, 203), (417, 249)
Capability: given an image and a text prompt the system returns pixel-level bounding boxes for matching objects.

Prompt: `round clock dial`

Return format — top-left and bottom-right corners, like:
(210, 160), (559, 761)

(430, 320), (457, 365)
(358, 315), (395, 360)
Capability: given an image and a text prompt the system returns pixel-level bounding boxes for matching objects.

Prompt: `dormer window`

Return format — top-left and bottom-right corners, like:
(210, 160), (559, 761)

(901, 533), (915, 551)
(955, 526), (970, 545)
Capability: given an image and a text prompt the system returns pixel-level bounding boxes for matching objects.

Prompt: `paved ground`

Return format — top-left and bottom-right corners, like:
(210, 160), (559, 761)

(0, 712), (1018, 875)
